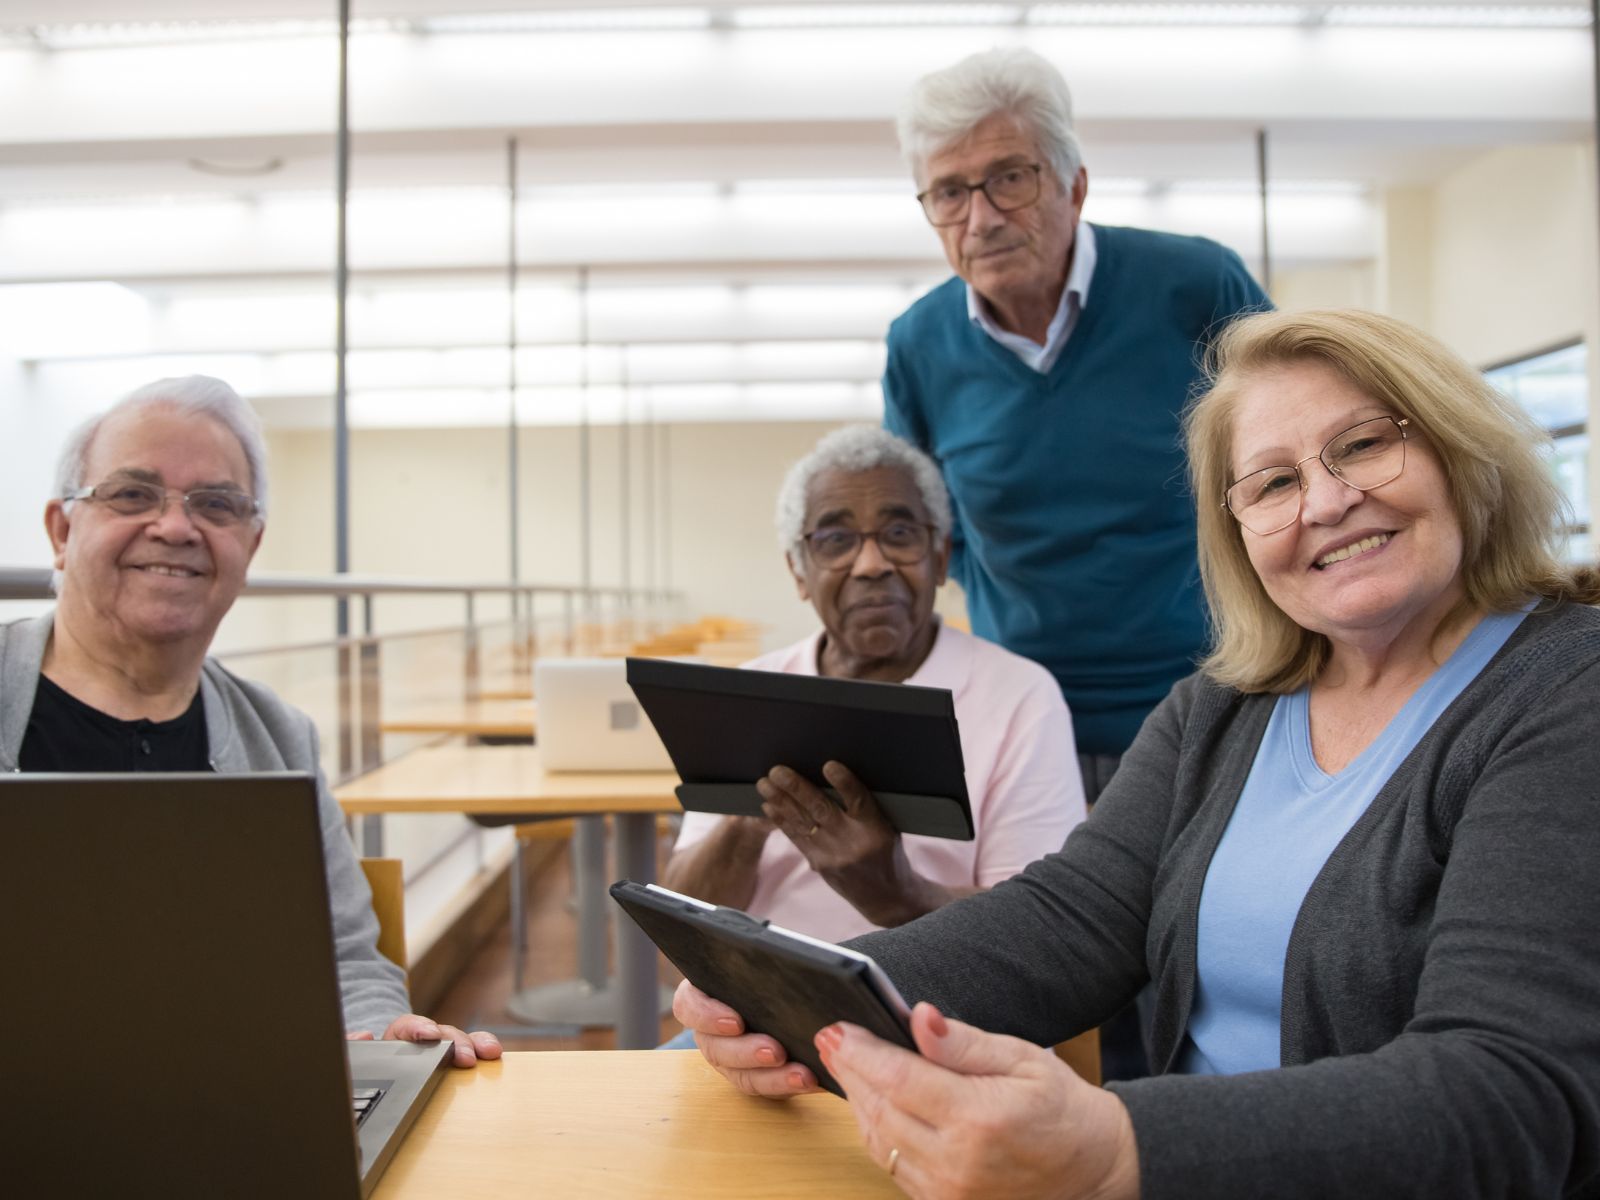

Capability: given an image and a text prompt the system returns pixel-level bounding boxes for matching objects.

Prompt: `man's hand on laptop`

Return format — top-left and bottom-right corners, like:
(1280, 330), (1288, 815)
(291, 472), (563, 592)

(347, 1016), (504, 1068)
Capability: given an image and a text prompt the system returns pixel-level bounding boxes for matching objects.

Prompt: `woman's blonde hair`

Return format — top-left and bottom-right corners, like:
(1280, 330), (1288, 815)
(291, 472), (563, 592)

(1185, 308), (1599, 693)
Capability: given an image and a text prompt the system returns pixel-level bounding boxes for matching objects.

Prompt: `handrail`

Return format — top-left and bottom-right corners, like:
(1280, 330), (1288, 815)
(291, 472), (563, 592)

(1, 562), (683, 815)
(0, 565), (671, 603)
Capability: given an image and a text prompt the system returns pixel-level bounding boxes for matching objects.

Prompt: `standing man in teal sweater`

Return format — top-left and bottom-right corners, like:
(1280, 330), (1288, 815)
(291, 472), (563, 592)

(884, 47), (1269, 799)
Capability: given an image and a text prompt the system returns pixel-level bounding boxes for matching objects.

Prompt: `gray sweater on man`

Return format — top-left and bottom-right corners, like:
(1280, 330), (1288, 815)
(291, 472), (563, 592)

(1, 613), (411, 1035)
(854, 602), (1600, 1198)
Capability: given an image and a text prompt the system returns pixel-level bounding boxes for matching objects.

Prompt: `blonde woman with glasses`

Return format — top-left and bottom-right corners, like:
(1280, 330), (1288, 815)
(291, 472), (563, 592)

(671, 309), (1600, 1200)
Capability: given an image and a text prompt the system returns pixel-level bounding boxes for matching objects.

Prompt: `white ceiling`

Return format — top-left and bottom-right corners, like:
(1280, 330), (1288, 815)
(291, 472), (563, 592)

(0, 2), (1593, 425)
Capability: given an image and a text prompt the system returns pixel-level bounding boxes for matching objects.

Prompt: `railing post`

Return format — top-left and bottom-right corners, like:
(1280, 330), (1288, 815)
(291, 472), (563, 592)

(359, 592), (381, 775)
(337, 596), (355, 782)
(463, 591), (481, 699)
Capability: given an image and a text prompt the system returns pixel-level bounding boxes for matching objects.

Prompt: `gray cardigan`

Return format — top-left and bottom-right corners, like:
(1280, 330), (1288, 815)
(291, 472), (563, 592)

(854, 602), (1600, 1199)
(1, 613), (411, 1035)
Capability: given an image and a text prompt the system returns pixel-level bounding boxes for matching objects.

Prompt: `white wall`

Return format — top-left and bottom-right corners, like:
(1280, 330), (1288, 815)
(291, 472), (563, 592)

(1429, 143), (1598, 368)
(1425, 141), (1600, 548)
(246, 419), (852, 653)
(1271, 262), (1377, 313)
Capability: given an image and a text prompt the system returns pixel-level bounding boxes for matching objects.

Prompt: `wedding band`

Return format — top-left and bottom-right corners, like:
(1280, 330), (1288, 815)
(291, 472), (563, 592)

(807, 822), (820, 837)
(886, 1147), (900, 1176)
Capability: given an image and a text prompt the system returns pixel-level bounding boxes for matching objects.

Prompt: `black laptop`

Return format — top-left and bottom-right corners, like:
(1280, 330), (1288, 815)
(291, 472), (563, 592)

(0, 772), (450, 1199)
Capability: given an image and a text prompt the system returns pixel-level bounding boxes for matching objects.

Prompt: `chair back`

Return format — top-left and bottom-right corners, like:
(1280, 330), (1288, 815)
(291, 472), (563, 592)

(360, 857), (408, 974)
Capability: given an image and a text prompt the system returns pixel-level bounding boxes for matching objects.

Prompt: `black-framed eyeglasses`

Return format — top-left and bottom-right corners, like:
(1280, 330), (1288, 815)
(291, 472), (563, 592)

(64, 479), (260, 528)
(801, 521), (936, 569)
(916, 163), (1045, 227)
(1223, 416), (1410, 536)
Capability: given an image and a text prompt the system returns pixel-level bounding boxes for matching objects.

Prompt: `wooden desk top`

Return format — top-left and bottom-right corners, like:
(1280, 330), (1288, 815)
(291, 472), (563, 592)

(372, 1051), (897, 1199)
(335, 744), (680, 815)
(470, 686), (534, 702)
(379, 700), (537, 739)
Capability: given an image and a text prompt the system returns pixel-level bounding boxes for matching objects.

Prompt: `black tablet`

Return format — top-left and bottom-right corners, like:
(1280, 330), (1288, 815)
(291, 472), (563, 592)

(626, 656), (973, 840)
(610, 880), (915, 1098)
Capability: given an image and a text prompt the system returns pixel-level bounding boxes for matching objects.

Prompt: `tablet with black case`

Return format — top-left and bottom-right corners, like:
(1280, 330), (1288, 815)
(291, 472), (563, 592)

(625, 656), (973, 840)
(610, 880), (916, 1098)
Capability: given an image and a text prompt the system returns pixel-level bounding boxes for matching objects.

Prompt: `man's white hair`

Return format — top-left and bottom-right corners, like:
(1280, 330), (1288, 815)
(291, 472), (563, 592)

(54, 374), (270, 519)
(775, 426), (952, 559)
(897, 46), (1084, 188)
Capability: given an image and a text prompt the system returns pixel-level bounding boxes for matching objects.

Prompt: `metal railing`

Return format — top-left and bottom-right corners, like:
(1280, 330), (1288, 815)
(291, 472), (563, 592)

(0, 565), (679, 783)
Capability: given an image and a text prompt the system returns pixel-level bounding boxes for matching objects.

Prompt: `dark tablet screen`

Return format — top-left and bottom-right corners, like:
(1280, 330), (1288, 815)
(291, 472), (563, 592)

(611, 880), (916, 1097)
(626, 657), (972, 840)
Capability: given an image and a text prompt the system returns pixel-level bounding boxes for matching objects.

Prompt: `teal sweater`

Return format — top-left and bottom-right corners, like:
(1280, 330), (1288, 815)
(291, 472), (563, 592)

(883, 224), (1269, 755)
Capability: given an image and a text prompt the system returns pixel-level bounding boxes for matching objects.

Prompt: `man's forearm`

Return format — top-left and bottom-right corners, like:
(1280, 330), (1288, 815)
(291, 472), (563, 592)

(661, 817), (772, 909)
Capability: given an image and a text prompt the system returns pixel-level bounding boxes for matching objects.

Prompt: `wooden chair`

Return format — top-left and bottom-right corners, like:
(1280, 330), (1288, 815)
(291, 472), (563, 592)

(1055, 1028), (1102, 1086)
(360, 857), (408, 976)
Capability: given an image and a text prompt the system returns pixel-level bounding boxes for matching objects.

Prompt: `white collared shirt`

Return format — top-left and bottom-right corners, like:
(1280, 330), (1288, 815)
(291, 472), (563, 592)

(965, 220), (1097, 374)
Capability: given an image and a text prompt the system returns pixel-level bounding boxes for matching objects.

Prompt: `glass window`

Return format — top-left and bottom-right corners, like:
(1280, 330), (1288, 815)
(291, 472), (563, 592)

(1485, 342), (1591, 562)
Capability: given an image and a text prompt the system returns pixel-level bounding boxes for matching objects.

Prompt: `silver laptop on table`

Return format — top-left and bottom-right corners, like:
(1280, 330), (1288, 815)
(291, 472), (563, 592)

(535, 657), (677, 771)
(1, 772), (449, 1199)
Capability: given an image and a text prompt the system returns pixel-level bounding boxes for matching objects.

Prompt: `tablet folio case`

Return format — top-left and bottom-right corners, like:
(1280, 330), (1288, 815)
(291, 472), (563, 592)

(626, 657), (973, 840)
(610, 881), (915, 1098)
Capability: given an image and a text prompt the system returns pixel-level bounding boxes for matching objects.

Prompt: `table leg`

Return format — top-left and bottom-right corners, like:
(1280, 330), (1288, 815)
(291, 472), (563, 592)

(574, 816), (608, 990)
(510, 839), (527, 992)
(612, 812), (661, 1050)
(361, 813), (384, 858)
(504, 813), (673, 1033)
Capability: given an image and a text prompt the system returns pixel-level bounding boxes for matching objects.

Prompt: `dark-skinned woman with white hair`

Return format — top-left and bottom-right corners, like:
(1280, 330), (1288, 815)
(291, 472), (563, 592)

(672, 309), (1600, 1199)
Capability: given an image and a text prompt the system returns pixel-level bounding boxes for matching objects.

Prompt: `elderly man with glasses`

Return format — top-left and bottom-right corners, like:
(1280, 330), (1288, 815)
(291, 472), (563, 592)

(662, 426), (1086, 970)
(0, 374), (501, 1067)
(884, 47), (1269, 802)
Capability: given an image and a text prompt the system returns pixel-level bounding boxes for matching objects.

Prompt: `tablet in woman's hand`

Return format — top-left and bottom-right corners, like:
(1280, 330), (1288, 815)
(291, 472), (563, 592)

(611, 880), (915, 1097)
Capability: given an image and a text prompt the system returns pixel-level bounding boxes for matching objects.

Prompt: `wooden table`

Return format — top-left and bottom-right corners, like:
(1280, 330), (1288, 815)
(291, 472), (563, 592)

(379, 700), (537, 740)
(336, 745), (681, 1049)
(372, 1051), (897, 1199)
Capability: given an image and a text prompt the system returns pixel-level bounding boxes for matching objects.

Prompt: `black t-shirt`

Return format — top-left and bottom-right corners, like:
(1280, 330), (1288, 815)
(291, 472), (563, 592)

(19, 674), (209, 773)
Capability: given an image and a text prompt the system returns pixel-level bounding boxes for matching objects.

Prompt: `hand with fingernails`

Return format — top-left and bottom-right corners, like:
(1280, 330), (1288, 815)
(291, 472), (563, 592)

(755, 761), (975, 929)
(672, 979), (1140, 1198)
(348, 1013), (503, 1069)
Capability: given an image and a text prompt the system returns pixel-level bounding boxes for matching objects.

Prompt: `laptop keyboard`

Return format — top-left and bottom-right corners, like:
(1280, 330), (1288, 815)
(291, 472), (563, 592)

(352, 1085), (386, 1127)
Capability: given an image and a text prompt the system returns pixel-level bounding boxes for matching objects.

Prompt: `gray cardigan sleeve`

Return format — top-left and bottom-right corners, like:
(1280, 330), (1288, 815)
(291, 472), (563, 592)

(849, 674), (1197, 1044)
(853, 653), (1600, 1198)
(309, 722), (413, 1037)
(1108, 657), (1600, 1200)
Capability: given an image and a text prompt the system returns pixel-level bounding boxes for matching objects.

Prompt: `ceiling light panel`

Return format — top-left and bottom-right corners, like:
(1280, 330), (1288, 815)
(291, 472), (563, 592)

(418, 8), (714, 34)
(1028, 4), (1306, 24)
(731, 5), (1024, 27)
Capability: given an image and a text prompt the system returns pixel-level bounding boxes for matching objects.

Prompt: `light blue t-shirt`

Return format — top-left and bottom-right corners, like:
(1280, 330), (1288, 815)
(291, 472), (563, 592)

(1178, 608), (1528, 1076)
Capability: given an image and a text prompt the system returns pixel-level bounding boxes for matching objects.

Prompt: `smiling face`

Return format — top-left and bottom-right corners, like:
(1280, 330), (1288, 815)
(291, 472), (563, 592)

(1229, 360), (1467, 655)
(920, 111), (1085, 320)
(789, 464), (950, 679)
(46, 403), (263, 659)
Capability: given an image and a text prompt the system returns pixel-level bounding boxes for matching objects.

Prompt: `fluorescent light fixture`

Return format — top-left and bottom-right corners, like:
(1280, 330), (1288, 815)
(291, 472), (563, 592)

(1322, 5), (1588, 26)
(732, 4), (1023, 27)
(1168, 178), (1369, 195)
(1029, 3), (1303, 24)
(733, 179), (912, 195)
(419, 8), (713, 34)
(521, 181), (723, 201)
(0, 282), (150, 360)
(1026, 2), (1587, 26)
(17, 18), (401, 51)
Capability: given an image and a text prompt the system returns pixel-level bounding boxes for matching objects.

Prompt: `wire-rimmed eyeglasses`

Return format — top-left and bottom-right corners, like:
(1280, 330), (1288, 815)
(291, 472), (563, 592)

(65, 479), (260, 528)
(916, 163), (1044, 227)
(801, 521), (936, 569)
(1223, 416), (1410, 536)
